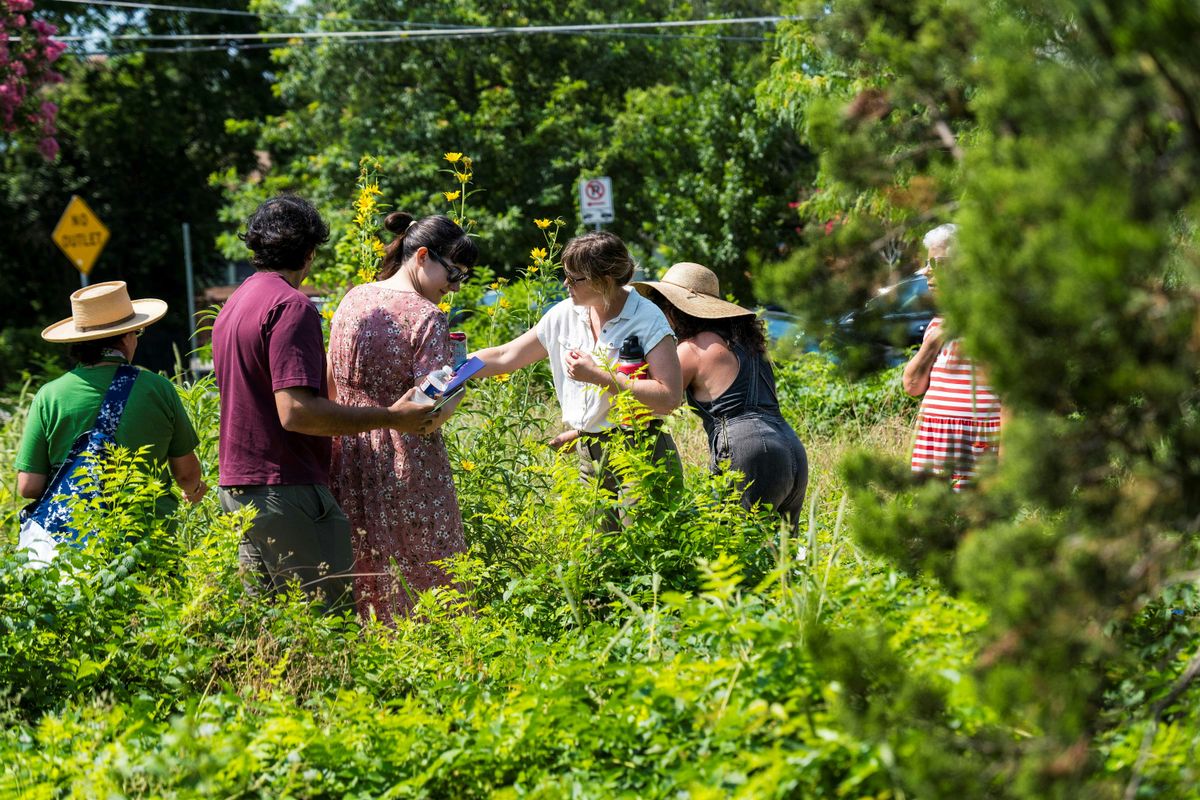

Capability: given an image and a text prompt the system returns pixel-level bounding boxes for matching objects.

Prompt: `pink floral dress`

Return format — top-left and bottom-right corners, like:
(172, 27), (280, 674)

(328, 284), (464, 622)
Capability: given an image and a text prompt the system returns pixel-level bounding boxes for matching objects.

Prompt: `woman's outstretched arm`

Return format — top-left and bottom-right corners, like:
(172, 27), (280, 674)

(470, 327), (548, 378)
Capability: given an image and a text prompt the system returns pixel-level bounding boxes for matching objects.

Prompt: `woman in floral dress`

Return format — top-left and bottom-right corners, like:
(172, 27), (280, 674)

(328, 212), (478, 622)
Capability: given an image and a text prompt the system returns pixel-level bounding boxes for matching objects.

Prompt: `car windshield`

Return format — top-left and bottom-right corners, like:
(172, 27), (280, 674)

(866, 275), (933, 314)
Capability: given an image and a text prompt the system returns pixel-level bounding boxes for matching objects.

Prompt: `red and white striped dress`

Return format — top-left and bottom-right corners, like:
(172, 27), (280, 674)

(911, 318), (1002, 490)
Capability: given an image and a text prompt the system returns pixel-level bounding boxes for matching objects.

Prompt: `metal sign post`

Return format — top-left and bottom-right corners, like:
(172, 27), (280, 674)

(182, 222), (196, 351)
(580, 177), (615, 230)
(51, 195), (110, 286)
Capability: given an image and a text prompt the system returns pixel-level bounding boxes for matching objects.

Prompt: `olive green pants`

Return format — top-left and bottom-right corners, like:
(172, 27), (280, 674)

(577, 424), (683, 529)
(219, 484), (355, 614)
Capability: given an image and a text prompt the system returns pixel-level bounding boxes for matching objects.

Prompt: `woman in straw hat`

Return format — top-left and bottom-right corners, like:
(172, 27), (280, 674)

(15, 281), (207, 513)
(634, 263), (808, 523)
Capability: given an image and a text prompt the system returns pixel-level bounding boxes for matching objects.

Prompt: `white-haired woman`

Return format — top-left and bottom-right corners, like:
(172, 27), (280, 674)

(902, 224), (1002, 490)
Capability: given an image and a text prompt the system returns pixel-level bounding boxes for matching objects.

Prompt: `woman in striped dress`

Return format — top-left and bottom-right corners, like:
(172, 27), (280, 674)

(902, 224), (1002, 491)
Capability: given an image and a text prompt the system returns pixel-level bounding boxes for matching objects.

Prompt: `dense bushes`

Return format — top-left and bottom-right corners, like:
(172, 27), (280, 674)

(3, 272), (1199, 796)
(0, 324), (1005, 797)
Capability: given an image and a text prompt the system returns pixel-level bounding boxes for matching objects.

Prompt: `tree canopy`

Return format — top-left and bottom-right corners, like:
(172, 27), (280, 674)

(758, 0), (1200, 795)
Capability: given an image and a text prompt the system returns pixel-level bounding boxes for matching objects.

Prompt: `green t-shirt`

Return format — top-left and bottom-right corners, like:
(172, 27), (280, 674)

(15, 365), (200, 482)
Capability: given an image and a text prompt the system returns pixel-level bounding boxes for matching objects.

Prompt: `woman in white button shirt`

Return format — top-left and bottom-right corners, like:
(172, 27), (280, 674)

(471, 231), (683, 495)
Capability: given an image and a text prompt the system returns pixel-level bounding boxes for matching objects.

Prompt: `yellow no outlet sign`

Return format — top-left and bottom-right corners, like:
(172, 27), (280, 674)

(51, 195), (110, 276)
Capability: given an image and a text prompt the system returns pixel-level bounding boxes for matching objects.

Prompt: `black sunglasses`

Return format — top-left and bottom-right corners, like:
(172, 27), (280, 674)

(430, 251), (470, 284)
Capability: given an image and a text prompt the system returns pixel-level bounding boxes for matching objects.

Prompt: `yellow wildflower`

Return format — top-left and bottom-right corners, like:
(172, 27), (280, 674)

(443, 190), (461, 202)
(530, 247), (548, 260)
(437, 301), (451, 313)
(460, 459), (476, 472)
(356, 267), (374, 283)
(535, 218), (551, 229)
(370, 239), (386, 257)
(444, 152), (462, 163)
(462, 156), (472, 169)
(363, 183), (382, 196)
(497, 277), (510, 285)
(494, 373), (511, 383)
(456, 171), (472, 184)
(489, 281), (501, 290)
(498, 297), (511, 309)
(528, 265), (539, 274)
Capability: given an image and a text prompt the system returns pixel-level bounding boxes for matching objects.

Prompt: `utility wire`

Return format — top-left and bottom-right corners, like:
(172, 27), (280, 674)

(69, 28), (771, 56)
(51, 15), (797, 42)
(44, 0), (466, 29)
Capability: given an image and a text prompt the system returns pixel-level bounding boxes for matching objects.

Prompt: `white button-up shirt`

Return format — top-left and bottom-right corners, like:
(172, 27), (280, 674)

(535, 288), (675, 433)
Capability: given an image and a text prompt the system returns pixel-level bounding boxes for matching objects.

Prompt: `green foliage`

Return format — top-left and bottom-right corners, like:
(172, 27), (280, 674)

(757, 0), (1200, 796)
(214, 0), (800, 300)
(774, 354), (912, 439)
(0, 2), (278, 370)
(0, 326), (64, 404)
(0, 344), (1008, 797)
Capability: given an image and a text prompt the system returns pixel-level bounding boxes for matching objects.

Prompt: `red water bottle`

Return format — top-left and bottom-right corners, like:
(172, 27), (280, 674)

(615, 335), (651, 427)
(615, 335), (647, 380)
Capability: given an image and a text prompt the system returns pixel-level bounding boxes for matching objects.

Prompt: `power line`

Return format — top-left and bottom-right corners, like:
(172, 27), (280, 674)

(69, 27), (771, 57)
(44, 0), (464, 29)
(51, 15), (798, 43)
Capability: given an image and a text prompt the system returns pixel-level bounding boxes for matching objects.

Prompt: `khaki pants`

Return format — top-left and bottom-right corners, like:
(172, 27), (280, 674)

(219, 484), (355, 614)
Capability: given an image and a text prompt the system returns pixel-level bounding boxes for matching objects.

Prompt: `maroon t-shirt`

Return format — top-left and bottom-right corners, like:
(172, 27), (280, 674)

(212, 271), (331, 486)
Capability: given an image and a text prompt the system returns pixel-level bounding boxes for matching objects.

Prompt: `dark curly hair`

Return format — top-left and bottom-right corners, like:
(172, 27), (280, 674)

(239, 195), (330, 272)
(377, 212), (479, 281)
(68, 333), (127, 366)
(649, 292), (769, 358)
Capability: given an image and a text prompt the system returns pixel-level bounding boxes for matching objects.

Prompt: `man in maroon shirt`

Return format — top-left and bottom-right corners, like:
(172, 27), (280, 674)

(213, 195), (438, 611)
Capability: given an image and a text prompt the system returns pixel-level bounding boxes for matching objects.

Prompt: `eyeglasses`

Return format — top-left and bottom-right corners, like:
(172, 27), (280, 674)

(135, 328), (145, 338)
(562, 272), (588, 287)
(430, 251), (470, 284)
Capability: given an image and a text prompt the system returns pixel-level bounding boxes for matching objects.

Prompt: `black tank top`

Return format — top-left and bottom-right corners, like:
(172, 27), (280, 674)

(686, 341), (781, 433)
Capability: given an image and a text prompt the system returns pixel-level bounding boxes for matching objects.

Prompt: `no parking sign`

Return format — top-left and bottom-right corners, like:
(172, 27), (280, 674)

(579, 177), (614, 225)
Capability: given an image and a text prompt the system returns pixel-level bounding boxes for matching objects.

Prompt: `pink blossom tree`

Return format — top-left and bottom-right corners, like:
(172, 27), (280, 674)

(1, 0), (66, 159)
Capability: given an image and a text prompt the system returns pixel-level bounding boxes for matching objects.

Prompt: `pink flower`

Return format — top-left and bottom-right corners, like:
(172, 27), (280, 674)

(13, 14), (25, 26)
(38, 136), (59, 160)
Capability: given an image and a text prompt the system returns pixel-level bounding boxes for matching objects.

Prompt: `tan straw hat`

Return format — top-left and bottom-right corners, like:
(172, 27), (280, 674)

(41, 281), (168, 343)
(632, 262), (755, 319)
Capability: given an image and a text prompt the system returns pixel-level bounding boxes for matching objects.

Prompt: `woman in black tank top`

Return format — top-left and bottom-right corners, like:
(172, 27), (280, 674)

(633, 263), (808, 524)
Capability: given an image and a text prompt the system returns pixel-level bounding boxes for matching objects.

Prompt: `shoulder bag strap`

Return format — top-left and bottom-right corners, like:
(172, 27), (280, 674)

(22, 365), (140, 513)
(92, 364), (139, 438)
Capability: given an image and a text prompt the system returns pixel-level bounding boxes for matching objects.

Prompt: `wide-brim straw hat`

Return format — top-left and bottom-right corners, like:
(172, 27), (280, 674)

(41, 281), (168, 343)
(632, 262), (755, 319)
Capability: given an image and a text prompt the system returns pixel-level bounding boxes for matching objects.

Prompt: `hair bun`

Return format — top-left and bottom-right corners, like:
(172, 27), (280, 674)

(384, 211), (415, 235)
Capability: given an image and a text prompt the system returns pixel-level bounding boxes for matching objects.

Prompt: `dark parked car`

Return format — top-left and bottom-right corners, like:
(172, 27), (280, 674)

(833, 273), (935, 367)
